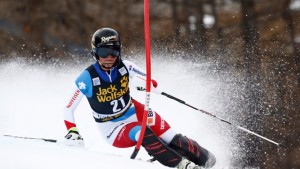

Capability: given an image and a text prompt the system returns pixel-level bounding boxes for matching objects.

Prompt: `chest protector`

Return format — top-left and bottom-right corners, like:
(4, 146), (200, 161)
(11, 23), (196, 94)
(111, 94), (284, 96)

(86, 62), (131, 122)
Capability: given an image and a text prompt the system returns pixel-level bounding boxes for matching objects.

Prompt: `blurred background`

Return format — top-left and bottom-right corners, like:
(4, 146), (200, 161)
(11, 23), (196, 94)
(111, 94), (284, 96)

(0, 0), (299, 168)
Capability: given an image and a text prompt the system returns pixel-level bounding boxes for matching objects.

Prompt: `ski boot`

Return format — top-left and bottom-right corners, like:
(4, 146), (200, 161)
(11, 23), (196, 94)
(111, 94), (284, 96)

(177, 158), (202, 169)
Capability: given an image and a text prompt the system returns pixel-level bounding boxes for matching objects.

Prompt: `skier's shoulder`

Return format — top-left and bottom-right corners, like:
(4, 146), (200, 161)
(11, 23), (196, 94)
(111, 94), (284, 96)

(76, 69), (91, 82)
(122, 59), (146, 76)
(122, 59), (135, 68)
(75, 68), (93, 97)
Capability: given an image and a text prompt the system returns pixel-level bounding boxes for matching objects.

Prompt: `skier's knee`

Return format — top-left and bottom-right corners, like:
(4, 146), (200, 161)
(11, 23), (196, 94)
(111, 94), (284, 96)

(142, 126), (182, 167)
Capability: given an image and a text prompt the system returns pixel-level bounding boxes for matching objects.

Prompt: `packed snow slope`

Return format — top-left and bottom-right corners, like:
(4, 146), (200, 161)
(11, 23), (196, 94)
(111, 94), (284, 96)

(0, 135), (168, 169)
(0, 55), (239, 168)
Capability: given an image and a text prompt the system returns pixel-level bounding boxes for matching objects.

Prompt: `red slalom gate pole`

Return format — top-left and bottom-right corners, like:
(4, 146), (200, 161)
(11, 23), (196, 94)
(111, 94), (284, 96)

(131, 0), (151, 159)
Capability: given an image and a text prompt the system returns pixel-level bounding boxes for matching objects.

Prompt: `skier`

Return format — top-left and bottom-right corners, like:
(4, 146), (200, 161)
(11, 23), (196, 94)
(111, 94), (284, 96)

(63, 27), (216, 169)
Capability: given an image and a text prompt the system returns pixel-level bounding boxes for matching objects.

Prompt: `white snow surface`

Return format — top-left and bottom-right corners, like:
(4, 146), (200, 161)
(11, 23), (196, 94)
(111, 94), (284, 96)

(0, 135), (164, 169)
(0, 56), (236, 169)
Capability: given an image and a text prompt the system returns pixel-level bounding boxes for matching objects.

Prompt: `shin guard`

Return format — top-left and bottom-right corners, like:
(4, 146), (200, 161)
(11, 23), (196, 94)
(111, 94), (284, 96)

(169, 134), (216, 168)
(142, 126), (182, 167)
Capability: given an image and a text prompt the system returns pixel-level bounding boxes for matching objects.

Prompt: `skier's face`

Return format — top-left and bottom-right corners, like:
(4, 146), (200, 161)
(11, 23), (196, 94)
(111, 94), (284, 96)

(98, 55), (117, 70)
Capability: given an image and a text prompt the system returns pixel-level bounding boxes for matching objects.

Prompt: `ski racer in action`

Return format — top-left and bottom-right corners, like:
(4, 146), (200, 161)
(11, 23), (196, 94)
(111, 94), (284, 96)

(63, 27), (216, 169)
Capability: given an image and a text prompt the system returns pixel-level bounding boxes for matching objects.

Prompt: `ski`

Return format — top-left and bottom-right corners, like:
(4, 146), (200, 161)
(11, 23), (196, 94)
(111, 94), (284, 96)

(3, 134), (58, 143)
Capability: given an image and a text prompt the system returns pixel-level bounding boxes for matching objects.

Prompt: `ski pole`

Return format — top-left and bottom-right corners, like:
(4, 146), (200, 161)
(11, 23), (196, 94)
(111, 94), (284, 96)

(136, 87), (287, 148)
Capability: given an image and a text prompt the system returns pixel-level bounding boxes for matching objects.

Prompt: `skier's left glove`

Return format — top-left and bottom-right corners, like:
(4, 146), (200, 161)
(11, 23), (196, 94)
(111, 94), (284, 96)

(64, 127), (84, 147)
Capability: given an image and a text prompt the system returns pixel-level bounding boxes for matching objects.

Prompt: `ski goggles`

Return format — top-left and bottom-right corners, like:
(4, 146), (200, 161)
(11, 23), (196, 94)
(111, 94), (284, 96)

(92, 45), (120, 58)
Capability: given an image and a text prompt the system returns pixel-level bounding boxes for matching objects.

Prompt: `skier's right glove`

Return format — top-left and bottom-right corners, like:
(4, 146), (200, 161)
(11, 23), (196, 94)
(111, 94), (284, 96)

(64, 127), (84, 147)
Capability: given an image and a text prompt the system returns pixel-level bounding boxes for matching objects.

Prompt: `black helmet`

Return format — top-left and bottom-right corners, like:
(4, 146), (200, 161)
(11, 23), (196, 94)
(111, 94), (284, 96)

(91, 28), (121, 47)
(91, 28), (121, 60)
